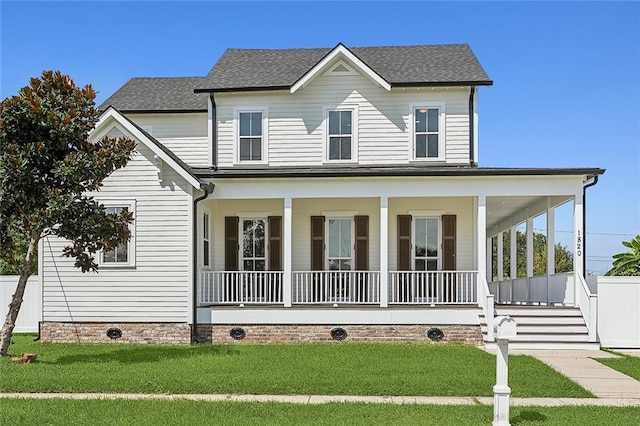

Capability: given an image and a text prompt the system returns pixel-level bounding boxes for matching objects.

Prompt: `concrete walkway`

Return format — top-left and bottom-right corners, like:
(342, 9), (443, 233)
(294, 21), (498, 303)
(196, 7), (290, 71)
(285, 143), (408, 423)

(512, 349), (640, 400)
(1, 392), (639, 406)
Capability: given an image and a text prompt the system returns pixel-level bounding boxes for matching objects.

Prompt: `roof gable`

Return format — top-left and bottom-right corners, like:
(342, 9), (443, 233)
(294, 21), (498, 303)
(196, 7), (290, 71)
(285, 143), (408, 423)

(195, 43), (492, 93)
(93, 107), (201, 188)
(290, 43), (391, 93)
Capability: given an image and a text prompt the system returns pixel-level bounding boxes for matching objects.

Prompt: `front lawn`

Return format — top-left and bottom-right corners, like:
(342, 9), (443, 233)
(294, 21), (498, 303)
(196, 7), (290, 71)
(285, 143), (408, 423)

(1, 399), (637, 426)
(1, 334), (590, 397)
(597, 352), (640, 381)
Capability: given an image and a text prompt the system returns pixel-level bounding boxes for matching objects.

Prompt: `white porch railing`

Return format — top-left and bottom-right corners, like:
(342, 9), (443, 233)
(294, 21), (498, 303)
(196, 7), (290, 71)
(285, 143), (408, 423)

(477, 272), (495, 342)
(576, 272), (598, 342)
(292, 271), (380, 304)
(388, 271), (477, 304)
(489, 272), (574, 305)
(199, 271), (284, 305)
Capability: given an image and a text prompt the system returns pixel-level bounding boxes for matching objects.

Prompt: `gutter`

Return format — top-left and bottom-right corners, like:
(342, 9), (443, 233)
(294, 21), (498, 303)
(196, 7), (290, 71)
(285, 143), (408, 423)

(191, 182), (215, 344)
(469, 86), (476, 166)
(582, 175), (599, 277)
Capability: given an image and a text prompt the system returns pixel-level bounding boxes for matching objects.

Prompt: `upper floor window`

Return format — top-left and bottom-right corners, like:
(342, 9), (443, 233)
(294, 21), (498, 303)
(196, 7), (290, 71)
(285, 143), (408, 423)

(235, 108), (267, 163)
(325, 106), (357, 162)
(411, 104), (445, 161)
(99, 200), (136, 267)
(203, 213), (210, 267)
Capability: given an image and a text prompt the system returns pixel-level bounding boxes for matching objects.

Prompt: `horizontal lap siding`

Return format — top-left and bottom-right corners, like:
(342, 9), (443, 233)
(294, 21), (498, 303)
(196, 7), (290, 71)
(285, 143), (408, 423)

(215, 74), (470, 167)
(126, 113), (209, 167)
(42, 132), (192, 323)
(388, 197), (474, 271)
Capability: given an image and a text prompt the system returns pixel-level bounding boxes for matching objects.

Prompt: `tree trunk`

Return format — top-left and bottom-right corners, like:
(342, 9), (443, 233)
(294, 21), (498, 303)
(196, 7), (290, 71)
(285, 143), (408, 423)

(0, 235), (37, 357)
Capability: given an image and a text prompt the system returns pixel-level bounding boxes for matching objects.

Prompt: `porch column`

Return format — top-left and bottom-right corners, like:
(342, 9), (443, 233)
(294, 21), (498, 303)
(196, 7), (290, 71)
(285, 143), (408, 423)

(380, 196), (389, 307)
(510, 225), (517, 279)
(497, 232), (504, 282)
(526, 217), (534, 279)
(476, 195), (487, 280)
(283, 197), (292, 307)
(547, 199), (555, 276)
(573, 193), (584, 286)
(486, 237), (492, 283)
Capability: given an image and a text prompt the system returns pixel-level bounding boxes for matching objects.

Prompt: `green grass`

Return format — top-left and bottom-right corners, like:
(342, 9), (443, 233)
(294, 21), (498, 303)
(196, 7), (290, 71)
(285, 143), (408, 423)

(1, 399), (638, 425)
(1, 334), (590, 397)
(597, 352), (640, 381)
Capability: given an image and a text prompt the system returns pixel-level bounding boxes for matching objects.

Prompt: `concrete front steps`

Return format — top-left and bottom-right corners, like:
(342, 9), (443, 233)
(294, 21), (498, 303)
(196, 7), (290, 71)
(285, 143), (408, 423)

(480, 305), (600, 350)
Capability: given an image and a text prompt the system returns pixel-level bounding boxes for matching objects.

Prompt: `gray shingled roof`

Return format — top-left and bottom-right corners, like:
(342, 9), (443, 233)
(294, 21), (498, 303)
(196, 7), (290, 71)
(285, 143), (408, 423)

(195, 43), (492, 92)
(98, 44), (491, 112)
(98, 77), (208, 112)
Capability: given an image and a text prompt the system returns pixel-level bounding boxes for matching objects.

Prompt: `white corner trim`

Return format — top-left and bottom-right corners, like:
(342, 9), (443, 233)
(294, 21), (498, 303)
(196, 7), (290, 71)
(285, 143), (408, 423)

(93, 108), (201, 188)
(291, 44), (391, 93)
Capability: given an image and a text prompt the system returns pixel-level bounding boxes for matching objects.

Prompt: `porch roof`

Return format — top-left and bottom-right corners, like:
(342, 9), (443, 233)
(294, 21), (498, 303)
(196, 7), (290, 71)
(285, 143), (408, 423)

(192, 165), (604, 180)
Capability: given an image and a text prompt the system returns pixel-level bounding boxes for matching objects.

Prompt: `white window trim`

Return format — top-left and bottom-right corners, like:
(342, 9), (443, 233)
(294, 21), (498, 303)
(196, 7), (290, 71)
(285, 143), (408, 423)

(98, 199), (136, 268)
(233, 107), (268, 165)
(325, 216), (355, 271)
(238, 216), (268, 271)
(411, 215), (442, 271)
(323, 104), (358, 163)
(409, 102), (446, 162)
(203, 212), (211, 267)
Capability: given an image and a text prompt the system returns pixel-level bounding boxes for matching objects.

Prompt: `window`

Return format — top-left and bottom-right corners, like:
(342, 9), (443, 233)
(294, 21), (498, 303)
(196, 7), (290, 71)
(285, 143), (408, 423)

(241, 218), (266, 271)
(411, 104), (444, 160)
(327, 218), (353, 270)
(326, 107), (357, 161)
(413, 217), (440, 271)
(236, 110), (266, 162)
(203, 213), (210, 267)
(99, 200), (135, 267)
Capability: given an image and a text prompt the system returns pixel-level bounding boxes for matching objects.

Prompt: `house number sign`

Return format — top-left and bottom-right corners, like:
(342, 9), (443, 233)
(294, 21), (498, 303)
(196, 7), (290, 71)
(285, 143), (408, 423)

(576, 230), (582, 257)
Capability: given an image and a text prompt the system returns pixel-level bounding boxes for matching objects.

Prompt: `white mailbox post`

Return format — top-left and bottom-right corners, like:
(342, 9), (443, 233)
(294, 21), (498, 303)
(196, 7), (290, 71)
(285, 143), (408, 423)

(493, 315), (517, 426)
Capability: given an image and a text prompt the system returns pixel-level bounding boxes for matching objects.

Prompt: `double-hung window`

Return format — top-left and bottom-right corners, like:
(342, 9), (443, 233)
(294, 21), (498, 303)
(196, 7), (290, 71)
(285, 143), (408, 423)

(237, 109), (266, 162)
(412, 104), (444, 160)
(241, 218), (266, 271)
(99, 200), (135, 267)
(327, 218), (353, 271)
(326, 106), (357, 161)
(413, 217), (440, 271)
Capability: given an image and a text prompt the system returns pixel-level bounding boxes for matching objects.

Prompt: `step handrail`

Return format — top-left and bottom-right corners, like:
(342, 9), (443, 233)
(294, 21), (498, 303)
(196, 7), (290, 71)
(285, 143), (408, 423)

(575, 271), (598, 342)
(478, 272), (495, 342)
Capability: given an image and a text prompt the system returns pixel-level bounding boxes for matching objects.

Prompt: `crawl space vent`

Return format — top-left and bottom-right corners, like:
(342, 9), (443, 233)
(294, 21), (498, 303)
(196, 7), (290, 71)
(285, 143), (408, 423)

(106, 328), (122, 340)
(330, 327), (347, 341)
(427, 328), (444, 341)
(229, 327), (246, 340)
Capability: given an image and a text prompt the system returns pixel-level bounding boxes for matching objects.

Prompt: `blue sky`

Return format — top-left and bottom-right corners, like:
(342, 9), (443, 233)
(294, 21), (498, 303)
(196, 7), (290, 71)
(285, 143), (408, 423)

(1, 1), (639, 274)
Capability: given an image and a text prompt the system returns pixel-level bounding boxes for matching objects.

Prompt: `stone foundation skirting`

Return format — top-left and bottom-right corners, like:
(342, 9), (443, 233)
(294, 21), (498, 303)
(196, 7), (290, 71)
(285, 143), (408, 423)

(196, 324), (483, 345)
(40, 322), (191, 344)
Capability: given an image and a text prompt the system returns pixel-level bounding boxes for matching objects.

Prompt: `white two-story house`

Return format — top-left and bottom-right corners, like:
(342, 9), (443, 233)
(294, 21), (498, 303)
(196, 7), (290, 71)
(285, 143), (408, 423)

(40, 44), (604, 349)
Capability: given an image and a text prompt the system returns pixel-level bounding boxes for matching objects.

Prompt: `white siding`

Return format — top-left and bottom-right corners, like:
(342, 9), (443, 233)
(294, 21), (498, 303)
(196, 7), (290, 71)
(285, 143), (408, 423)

(205, 196), (471, 272)
(215, 71), (471, 167)
(389, 197), (474, 271)
(42, 128), (193, 323)
(125, 113), (209, 167)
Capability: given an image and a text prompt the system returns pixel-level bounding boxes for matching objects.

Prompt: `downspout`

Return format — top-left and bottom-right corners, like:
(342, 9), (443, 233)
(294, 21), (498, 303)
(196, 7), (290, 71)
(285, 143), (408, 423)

(192, 182), (215, 344)
(210, 94), (217, 169)
(582, 175), (599, 277)
(468, 86), (476, 166)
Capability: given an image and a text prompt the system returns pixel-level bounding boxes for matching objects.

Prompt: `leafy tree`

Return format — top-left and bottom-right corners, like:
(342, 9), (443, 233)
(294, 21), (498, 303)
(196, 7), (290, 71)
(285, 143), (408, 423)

(0, 71), (136, 356)
(605, 235), (640, 276)
(492, 229), (573, 281)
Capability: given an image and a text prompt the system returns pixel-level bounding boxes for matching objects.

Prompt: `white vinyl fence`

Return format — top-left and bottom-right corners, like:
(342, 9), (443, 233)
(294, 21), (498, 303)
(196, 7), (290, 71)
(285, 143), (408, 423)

(597, 276), (640, 348)
(0, 275), (41, 332)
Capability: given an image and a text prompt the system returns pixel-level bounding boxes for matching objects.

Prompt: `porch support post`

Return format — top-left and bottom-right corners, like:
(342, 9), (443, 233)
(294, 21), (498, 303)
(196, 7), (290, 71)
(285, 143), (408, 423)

(477, 195), (487, 281)
(283, 197), (292, 307)
(526, 217), (534, 279)
(497, 232), (504, 282)
(380, 196), (389, 307)
(510, 225), (517, 279)
(573, 193), (584, 303)
(547, 199), (555, 276)
(486, 237), (492, 283)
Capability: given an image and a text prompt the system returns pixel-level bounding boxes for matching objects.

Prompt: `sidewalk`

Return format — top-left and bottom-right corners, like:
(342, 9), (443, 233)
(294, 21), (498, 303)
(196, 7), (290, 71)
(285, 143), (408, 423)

(512, 349), (640, 399)
(1, 392), (639, 406)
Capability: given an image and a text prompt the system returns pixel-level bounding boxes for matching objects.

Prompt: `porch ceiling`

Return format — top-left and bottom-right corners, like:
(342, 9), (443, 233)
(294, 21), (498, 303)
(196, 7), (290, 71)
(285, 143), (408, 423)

(487, 195), (572, 233)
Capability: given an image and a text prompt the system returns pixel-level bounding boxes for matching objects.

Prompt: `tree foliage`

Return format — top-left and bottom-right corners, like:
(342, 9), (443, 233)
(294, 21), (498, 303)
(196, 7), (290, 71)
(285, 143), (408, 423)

(492, 230), (573, 280)
(0, 71), (136, 356)
(605, 235), (640, 276)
